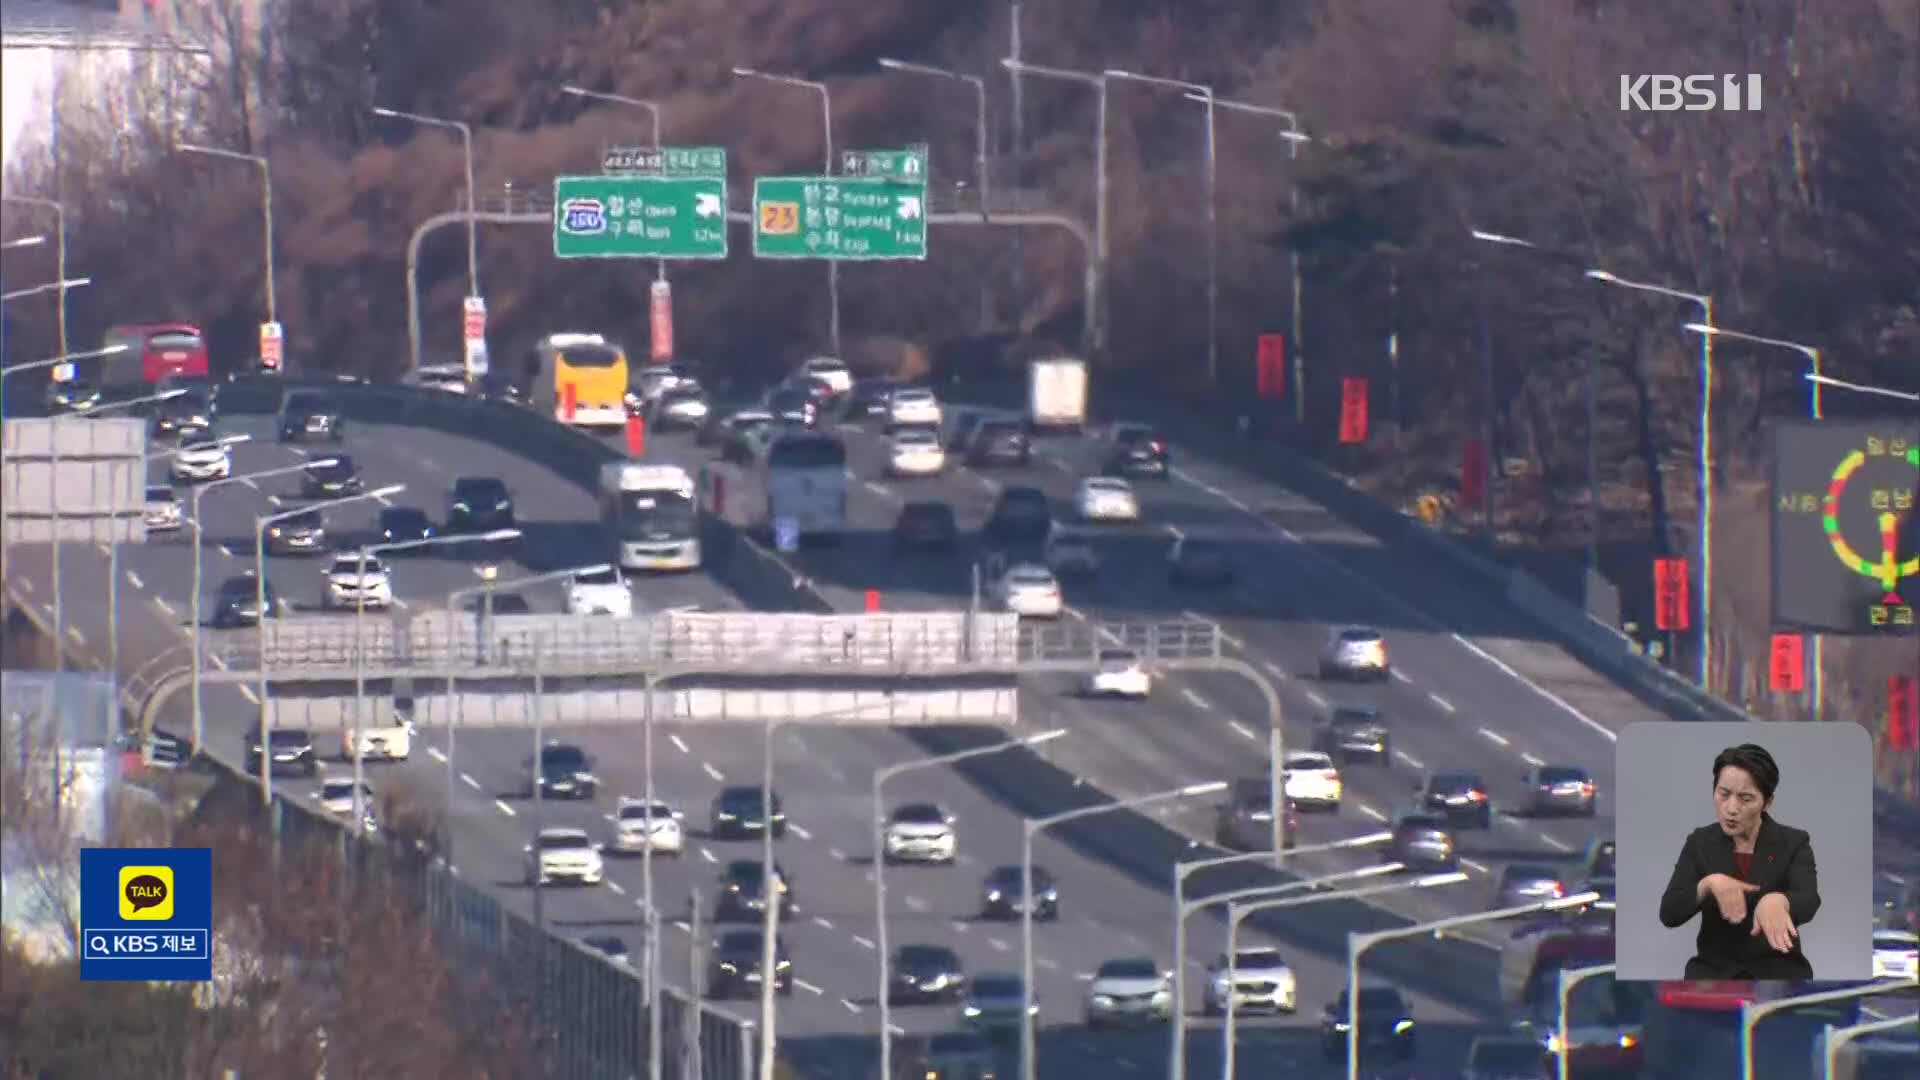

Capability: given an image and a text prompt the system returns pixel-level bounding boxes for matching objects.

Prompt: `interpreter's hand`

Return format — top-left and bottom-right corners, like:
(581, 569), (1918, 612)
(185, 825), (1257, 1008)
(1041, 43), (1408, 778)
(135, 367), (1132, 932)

(1700, 872), (1763, 924)
(1752, 892), (1799, 953)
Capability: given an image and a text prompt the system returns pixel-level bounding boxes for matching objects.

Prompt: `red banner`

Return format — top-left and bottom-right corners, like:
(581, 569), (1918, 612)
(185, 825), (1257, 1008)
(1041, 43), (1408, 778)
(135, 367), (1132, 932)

(562, 382), (577, 422)
(1338, 377), (1369, 445)
(1890, 676), (1918, 752)
(865, 589), (881, 613)
(463, 296), (487, 343)
(625, 415), (646, 458)
(1653, 556), (1690, 632)
(1256, 334), (1285, 399)
(1460, 438), (1487, 511)
(1768, 634), (1805, 693)
(649, 280), (674, 362)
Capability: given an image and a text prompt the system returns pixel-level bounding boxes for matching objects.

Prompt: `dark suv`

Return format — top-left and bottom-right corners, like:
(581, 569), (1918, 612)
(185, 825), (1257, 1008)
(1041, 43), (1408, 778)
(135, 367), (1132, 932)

(521, 743), (598, 800)
(1104, 423), (1170, 477)
(985, 486), (1051, 545)
(246, 728), (317, 777)
(1420, 771), (1493, 829)
(278, 392), (345, 442)
(967, 420), (1031, 467)
(1314, 706), (1391, 765)
(264, 509), (327, 556)
(709, 786), (787, 839)
(715, 860), (796, 922)
(892, 501), (959, 553)
(302, 454), (362, 498)
(211, 574), (279, 628)
(448, 476), (515, 533)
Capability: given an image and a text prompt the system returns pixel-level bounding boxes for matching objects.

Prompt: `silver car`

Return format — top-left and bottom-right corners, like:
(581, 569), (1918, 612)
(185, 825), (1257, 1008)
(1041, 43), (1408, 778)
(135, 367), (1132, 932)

(1202, 946), (1298, 1015)
(1319, 626), (1391, 681)
(962, 972), (1036, 1032)
(1084, 956), (1173, 1027)
(1492, 863), (1567, 910)
(1522, 764), (1597, 816)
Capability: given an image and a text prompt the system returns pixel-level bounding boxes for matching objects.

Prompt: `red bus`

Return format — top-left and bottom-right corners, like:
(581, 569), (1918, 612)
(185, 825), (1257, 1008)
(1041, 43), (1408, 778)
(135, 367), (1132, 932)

(100, 323), (210, 385)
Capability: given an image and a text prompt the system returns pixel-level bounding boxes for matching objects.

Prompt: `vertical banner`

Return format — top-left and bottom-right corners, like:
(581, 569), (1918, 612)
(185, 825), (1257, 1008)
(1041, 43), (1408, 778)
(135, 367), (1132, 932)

(865, 589), (881, 612)
(1338, 377), (1369, 445)
(1256, 334), (1286, 399)
(562, 382), (578, 422)
(1768, 633), (1805, 692)
(624, 415), (646, 458)
(650, 280), (674, 362)
(258, 321), (283, 371)
(1653, 556), (1690, 631)
(1460, 437), (1487, 511)
(462, 296), (487, 344)
(1890, 675), (1918, 751)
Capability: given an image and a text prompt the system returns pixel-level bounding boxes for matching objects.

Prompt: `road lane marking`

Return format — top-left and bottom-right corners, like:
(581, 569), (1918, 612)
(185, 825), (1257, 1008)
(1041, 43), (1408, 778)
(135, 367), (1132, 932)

(607, 881), (625, 895)
(670, 735), (691, 754)
(1304, 689), (1327, 708)
(154, 597), (175, 617)
(1461, 858), (1489, 874)
(1360, 804), (1388, 822)
(1036, 956), (1059, 971)
(1427, 692), (1456, 713)
(125, 570), (144, 589)
(209, 653), (227, 670)
(239, 686), (259, 705)
(219, 545), (236, 558)
(811, 916), (835, 930)
(828, 847), (847, 862)
(96, 542), (111, 557)
(426, 747), (446, 763)
(905, 896), (928, 913)
(1479, 727), (1510, 747)
(1179, 687), (1211, 711)
(493, 799), (516, 817)
(950, 920), (969, 934)
(66, 626), (84, 646)
(840, 998), (862, 1013)
(701, 762), (724, 782)
(700, 848), (717, 863)
(1391, 668), (1411, 683)
(987, 937), (1010, 953)
(794, 978), (823, 995)
(460, 773), (481, 790)
(1261, 660), (1288, 680)
(672, 919), (690, 933)
(1164, 524), (1184, 540)
(852, 935), (875, 950)
(1542, 834), (1572, 852)
(1227, 720), (1258, 741)
(1394, 749), (1425, 770)
(789, 824), (812, 841)
(1521, 752), (1544, 767)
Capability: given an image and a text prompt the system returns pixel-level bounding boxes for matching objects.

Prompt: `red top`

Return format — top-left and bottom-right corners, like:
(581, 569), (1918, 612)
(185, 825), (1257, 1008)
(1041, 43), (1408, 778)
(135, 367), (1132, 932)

(1733, 852), (1754, 881)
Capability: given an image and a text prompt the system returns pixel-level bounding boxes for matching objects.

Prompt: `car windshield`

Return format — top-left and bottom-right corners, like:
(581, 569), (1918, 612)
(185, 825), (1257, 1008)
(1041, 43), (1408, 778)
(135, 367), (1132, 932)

(539, 833), (592, 852)
(1008, 569), (1053, 586)
(1339, 629), (1382, 644)
(268, 730), (309, 747)
(1097, 958), (1159, 979)
(455, 479), (508, 502)
(725, 862), (772, 884)
(987, 866), (1046, 890)
(970, 975), (1021, 997)
(1590, 842), (1617, 876)
(1085, 478), (1129, 492)
(383, 508), (428, 528)
(1286, 753), (1333, 769)
(619, 802), (673, 820)
(1115, 425), (1154, 442)
(539, 747), (588, 771)
(574, 568), (621, 587)
(1355, 988), (1407, 1013)
(1099, 649), (1138, 664)
(329, 556), (384, 574)
(720, 788), (777, 812)
(899, 945), (956, 967)
(283, 512), (322, 530)
(286, 395), (332, 415)
(1399, 815), (1447, 832)
(894, 388), (932, 403)
(1234, 949), (1284, 968)
(1538, 766), (1588, 784)
(718, 931), (765, 954)
(902, 504), (952, 525)
(892, 804), (946, 825)
(1332, 708), (1381, 725)
(320, 779), (367, 798)
(999, 491), (1047, 516)
(1432, 773), (1482, 792)
(146, 485), (174, 501)
(312, 456), (353, 475)
(178, 432), (223, 450)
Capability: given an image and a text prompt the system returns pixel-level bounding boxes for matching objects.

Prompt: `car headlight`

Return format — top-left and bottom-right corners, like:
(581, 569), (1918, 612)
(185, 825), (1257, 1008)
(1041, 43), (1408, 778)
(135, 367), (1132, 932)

(1152, 989), (1172, 1004)
(718, 962), (737, 973)
(776, 959), (791, 970)
(963, 1006), (981, 1018)
(717, 812), (736, 820)
(986, 890), (1001, 901)
(1041, 889), (1058, 901)
(1090, 994), (1114, 1007)
(1394, 1019), (1415, 1034)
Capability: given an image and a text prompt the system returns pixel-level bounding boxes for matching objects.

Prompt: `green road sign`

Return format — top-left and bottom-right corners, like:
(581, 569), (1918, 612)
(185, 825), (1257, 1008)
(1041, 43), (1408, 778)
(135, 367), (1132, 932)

(553, 174), (728, 259)
(602, 145), (727, 177)
(752, 176), (927, 261)
(839, 147), (929, 180)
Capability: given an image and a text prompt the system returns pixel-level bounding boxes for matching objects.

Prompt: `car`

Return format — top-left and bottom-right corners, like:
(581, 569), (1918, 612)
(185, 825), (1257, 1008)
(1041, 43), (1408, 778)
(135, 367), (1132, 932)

(650, 384), (710, 429)
(1320, 626), (1391, 680)
(212, 573), (279, 628)
(1522, 764), (1597, 816)
(521, 742), (599, 800)
(765, 386), (818, 428)
(448, 476), (514, 533)
(1321, 985), (1417, 1063)
(321, 552), (392, 610)
(1871, 929), (1918, 979)
(607, 798), (684, 856)
(888, 944), (966, 1005)
(892, 501), (959, 553)
(1042, 526), (1099, 579)
(377, 505), (435, 546)
(301, 454), (362, 497)
(1086, 956), (1174, 1028)
(1074, 476), (1140, 523)
(795, 355), (852, 396)
(1420, 771), (1494, 828)
(995, 563), (1062, 618)
(985, 486), (1051, 545)
(1202, 946), (1298, 1016)
(887, 428), (947, 477)
(45, 379), (102, 413)
(1167, 535), (1233, 587)
(524, 827), (604, 887)
(314, 776), (375, 817)
(278, 391), (345, 442)
(169, 434), (232, 483)
(151, 391), (212, 437)
(339, 702), (411, 762)
(143, 485), (182, 532)
(1314, 706), (1390, 765)
(263, 508), (327, 556)
(580, 934), (631, 967)
(903, 1031), (997, 1080)
(1214, 778), (1300, 852)
(706, 930), (793, 999)
(245, 727), (316, 777)
(1386, 810), (1458, 869)
(944, 411), (989, 452)
(1081, 648), (1151, 699)
(1493, 864), (1568, 910)
(1463, 1034), (1550, 1080)
(966, 420), (1031, 467)
(979, 865), (1058, 920)
(840, 379), (896, 422)
(155, 374), (220, 417)
(565, 565), (632, 617)
(883, 802), (958, 865)
(698, 407), (774, 447)
(709, 785), (786, 840)
(1282, 751), (1344, 812)
(1579, 837), (1616, 884)
(1103, 422), (1170, 477)
(961, 972), (1036, 1031)
(886, 387), (943, 428)
(628, 363), (695, 410)
(715, 860), (796, 922)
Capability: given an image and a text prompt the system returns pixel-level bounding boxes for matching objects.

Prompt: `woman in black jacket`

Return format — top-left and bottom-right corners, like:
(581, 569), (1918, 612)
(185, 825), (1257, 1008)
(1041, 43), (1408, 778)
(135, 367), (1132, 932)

(1657, 743), (1820, 979)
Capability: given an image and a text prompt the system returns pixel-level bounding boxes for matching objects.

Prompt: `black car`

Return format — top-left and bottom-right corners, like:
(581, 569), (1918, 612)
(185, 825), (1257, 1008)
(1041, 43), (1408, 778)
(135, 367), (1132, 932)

(766, 387), (818, 428)
(715, 860), (796, 922)
(979, 865), (1058, 921)
(1321, 986), (1417, 1063)
(1104, 423), (1170, 477)
(841, 380), (896, 422)
(709, 785), (787, 840)
(45, 379), (102, 414)
(378, 506), (435, 546)
(945, 411), (988, 452)
(1315, 706), (1391, 764)
(707, 930), (793, 999)
(893, 501), (960, 553)
(966, 420), (1031, 467)
(1168, 536), (1234, 587)
(985, 486), (1052, 545)
(245, 728), (317, 778)
(152, 391), (213, 437)
(211, 574), (279, 628)
(302, 454), (362, 498)
(1386, 812), (1458, 870)
(1420, 771), (1493, 828)
(278, 392), (345, 442)
(448, 476), (515, 533)
(522, 743), (598, 800)
(889, 943), (966, 1004)
(263, 509), (327, 556)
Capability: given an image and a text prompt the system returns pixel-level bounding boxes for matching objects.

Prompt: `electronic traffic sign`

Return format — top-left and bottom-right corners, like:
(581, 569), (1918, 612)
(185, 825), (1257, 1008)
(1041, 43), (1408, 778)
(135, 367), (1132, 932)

(1771, 419), (1918, 635)
(553, 174), (728, 260)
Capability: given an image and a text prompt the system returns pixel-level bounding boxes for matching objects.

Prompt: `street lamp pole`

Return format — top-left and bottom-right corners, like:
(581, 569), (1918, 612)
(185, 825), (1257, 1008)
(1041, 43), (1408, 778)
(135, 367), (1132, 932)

(0, 235), (47, 251)
(1000, 59), (1108, 355)
(0, 195), (69, 354)
(1019, 780), (1227, 1080)
(0, 277), (90, 304)
(176, 144), (276, 326)
(1822, 1016), (1918, 1078)
(731, 68), (839, 357)
(372, 107), (479, 298)
(1805, 373), (1920, 403)
(561, 86), (668, 285)
(877, 58), (994, 329)
(1554, 964), (1616, 1080)
(872, 728), (1067, 1080)
(1737, 978), (1915, 1080)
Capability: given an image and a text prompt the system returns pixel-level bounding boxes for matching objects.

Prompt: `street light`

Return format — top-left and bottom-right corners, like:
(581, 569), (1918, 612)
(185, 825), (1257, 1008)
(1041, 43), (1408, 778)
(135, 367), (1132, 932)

(871, 728), (1068, 1080)
(1018, 780), (1228, 1080)
(0, 194), (68, 353)
(1169, 832), (1394, 1079)
(1344, 891), (1600, 1079)
(1, 276), (90, 303)
(1821, 1015), (1917, 1078)
(1105, 69), (1219, 385)
(1585, 268), (1715, 690)
(1805, 372), (1920, 403)
(176, 144), (277, 327)
(1225, 868), (1466, 1080)
(561, 86), (668, 286)
(373, 107), (479, 300)
(1000, 59), (1108, 354)
(1738, 978), (1915, 1080)
(1, 235), (46, 251)
(253, 486), (405, 805)
(731, 67), (840, 357)
(1553, 963), (1616, 1080)
(878, 57), (994, 331)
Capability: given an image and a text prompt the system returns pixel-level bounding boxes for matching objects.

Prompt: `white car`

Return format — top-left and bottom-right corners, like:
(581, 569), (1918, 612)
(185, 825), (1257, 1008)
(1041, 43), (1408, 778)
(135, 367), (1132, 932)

(1202, 947), (1298, 1015)
(608, 798), (686, 856)
(1282, 751), (1343, 811)
(526, 827), (604, 887)
(566, 565), (633, 617)
(340, 705), (412, 762)
(143, 485), (182, 531)
(314, 777), (374, 818)
(796, 355), (852, 396)
(322, 553), (393, 610)
(883, 802), (958, 864)
(1084, 648), (1151, 698)
(1075, 477), (1140, 522)
(1085, 956), (1174, 1028)
(887, 428), (947, 477)
(1871, 928), (1918, 980)
(887, 387), (943, 428)
(996, 563), (1063, 619)
(1320, 626), (1391, 681)
(170, 438), (231, 482)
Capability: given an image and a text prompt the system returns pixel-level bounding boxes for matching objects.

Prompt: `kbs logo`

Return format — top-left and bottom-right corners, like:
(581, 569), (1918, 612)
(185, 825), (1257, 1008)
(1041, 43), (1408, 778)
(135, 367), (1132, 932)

(559, 197), (608, 235)
(1620, 74), (1763, 112)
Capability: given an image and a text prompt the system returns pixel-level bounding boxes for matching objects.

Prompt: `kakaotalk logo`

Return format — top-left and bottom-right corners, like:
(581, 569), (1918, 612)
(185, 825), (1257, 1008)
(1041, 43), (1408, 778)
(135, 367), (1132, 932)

(1620, 74), (1763, 112)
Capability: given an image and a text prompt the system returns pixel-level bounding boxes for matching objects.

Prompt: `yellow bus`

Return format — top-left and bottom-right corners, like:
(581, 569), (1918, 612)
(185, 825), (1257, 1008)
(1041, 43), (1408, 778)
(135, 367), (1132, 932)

(532, 332), (628, 428)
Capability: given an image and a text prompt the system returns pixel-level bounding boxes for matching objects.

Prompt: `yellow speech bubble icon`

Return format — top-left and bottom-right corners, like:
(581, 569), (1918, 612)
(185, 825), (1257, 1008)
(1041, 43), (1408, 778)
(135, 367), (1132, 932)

(119, 865), (175, 921)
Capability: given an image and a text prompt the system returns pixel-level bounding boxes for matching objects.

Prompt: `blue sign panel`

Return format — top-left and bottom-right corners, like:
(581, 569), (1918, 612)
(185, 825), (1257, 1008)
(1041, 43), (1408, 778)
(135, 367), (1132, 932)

(79, 847), (213, 981)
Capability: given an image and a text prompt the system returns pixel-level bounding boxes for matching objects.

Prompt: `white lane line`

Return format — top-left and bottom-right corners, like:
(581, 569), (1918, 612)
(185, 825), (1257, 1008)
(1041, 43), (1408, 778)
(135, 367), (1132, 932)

(670, 734), (691, 754)
(426, 747), (447, 763)
(1521, 752), (1545, 767)
(267, 494), (282, 507)
(460, 774), (481, 790)
(65, 626), (85, 646)
(239, 686), (259, 705)
(905, 896), (929, 913)
(1304, 689), (1327, 708)
(700, 848), (718, 863)
(1479, 727), (1511, 748)
(863, 481), (892, 500)
(493, 799), (516, 817)
(672, 919), (691, 933)
(1360, 804), (1389, 822)
(794, 978), (824, 995)
(209, 653), (228, 670)
(701, 762), (724, 782)
(607, 881), (626, 896)
(987, 937), (1010, 953)
(126, 570), (144, 589)
(1227, 720), (1258, 742)
(1391, 669), (1411, 683)
(1261, 659), (1288, 680)
(471, 566), (492, 578)
(1164, 524), (1184, 540)
(829, 847), (848, 862)
(1036, 956), (1059, 972)
(852, 935), (876, 950)
(154, 597), (176, 617)
(1179, 687), (1212, 711)
(219, 545), (236, 558)
(1394, 749), (1425, 770)
(96, 542), (110, 557)
(1427, 692), (1456, 714)
(1461, 858), (1490, 874)
(1542, 834), (1573, 852)
(789, 824), (813, 841)
(811, 916), (835, 931)
(950, 920), (969, 934)
(840, 998), (862, 1013)
(374, 491), (394, 506)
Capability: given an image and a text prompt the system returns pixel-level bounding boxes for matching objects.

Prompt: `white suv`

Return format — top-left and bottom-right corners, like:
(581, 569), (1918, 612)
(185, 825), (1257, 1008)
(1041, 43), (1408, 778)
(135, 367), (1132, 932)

(608, 798), (685, 856)
(525, 827), (604, 886)
(566, 565), (633, 616)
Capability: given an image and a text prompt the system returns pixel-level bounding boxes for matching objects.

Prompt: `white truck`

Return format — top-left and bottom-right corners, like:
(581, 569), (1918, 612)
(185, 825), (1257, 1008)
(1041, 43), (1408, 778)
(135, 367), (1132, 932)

(1028, 355), (1088, 433)
(598, 462), (701, 571)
